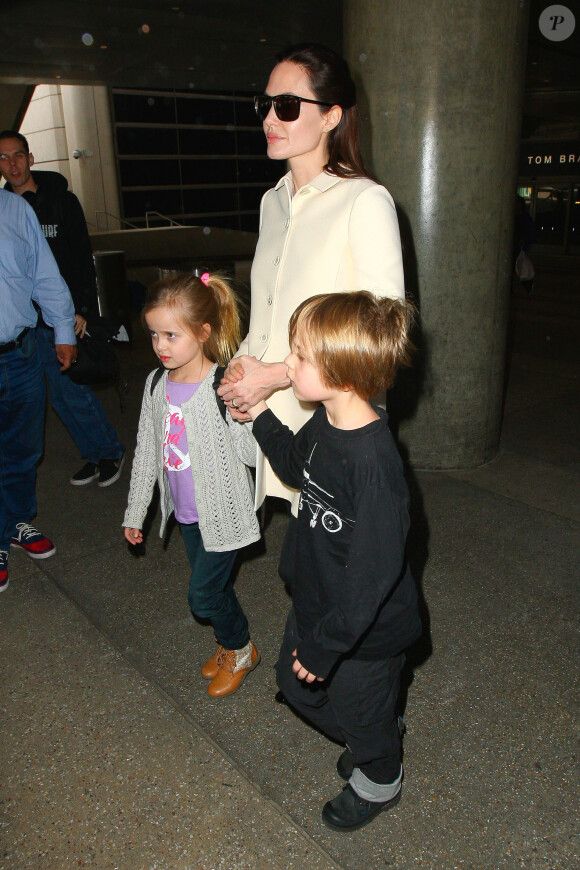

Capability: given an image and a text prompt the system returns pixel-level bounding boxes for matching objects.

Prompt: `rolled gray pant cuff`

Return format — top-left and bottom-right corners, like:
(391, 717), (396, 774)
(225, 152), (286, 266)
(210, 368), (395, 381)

(350, 764), (403, 803)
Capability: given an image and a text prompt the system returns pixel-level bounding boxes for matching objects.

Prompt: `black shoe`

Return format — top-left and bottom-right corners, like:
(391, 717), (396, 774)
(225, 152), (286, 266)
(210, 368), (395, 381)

(337, 717), (406, 781)
(322, 782), (401, 832)
(98, 453), (125, 487)
(337, 747), (354, 781)
(70, 462), (99, 486)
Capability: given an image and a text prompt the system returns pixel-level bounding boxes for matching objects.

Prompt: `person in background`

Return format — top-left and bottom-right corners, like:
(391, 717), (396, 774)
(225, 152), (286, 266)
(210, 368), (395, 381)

(0, 188), (76, 591)
(246, 291), (421, 831)
(0, 130), (125, 487)
(513, 195), (535, 297)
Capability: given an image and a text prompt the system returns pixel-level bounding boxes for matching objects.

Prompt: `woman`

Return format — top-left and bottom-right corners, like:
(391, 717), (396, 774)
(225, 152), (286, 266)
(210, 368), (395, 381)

(219, 43), (405, 509)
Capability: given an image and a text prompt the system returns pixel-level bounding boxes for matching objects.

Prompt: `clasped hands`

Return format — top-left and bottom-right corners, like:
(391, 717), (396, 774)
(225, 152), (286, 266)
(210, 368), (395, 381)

(217, 355), (289, 420)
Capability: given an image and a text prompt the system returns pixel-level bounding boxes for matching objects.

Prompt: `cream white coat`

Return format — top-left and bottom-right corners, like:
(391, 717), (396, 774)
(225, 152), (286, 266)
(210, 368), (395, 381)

(240, 170), (405, 507)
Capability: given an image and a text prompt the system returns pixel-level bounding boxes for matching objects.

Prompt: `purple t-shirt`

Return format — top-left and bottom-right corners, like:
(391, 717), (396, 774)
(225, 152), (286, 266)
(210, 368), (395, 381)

(164, 379), (201, 524)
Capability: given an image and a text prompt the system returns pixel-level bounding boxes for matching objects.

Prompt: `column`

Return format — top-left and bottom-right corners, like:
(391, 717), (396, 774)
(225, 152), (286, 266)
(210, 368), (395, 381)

(61, 85), (121, 231)
(344, 0), (529, 468)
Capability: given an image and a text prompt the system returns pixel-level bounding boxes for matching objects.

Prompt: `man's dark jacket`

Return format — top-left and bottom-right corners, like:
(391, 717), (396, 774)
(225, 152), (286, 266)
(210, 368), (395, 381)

(5, 170), (99, 319)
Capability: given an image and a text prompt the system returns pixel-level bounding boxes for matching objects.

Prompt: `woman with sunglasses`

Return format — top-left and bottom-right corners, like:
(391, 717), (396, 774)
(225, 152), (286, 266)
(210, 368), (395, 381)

(219, 42), (405, 509)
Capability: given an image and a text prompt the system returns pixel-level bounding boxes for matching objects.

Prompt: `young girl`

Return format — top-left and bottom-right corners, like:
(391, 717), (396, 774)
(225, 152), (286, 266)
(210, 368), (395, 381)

(246, 291), (422, 831)
(123, 272), (260, 698)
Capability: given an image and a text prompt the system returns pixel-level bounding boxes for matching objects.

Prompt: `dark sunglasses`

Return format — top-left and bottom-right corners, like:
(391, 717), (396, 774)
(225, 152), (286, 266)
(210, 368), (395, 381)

(254, 93), (333, 122)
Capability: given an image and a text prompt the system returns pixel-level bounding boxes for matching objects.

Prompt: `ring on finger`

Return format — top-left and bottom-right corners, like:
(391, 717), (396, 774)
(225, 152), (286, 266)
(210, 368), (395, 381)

(231, 399), (239, 408)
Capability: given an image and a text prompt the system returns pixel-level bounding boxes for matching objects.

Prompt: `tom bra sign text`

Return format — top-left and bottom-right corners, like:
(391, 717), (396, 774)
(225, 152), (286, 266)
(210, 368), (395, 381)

(520, 142), (580, 177)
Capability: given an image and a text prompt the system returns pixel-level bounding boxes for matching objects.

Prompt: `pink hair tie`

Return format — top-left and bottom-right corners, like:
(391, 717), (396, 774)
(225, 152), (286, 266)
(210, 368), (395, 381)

(200, 272), (210, 286)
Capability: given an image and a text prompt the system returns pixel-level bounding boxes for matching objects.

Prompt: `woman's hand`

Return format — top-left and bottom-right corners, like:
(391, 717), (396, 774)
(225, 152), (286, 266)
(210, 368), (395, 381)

(124, 527), (143, 545)
(74, 314), (87, 338)
(217, 356), (290, 412)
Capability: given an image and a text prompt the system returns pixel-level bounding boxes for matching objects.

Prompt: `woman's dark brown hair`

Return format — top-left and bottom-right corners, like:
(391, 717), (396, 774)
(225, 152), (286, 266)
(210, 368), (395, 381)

(276, 43), (372, 180)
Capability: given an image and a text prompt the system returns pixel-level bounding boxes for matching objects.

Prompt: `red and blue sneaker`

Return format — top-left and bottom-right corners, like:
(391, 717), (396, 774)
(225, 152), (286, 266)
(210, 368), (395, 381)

(11, 523), (56, 560)
(0, 550), (8, 592)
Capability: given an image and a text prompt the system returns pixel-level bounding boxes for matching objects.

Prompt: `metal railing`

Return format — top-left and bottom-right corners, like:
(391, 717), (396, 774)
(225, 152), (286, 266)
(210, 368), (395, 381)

(93, 211), (141, 230)
(145, 211), (184, 228)
(91, 211), (185, 231)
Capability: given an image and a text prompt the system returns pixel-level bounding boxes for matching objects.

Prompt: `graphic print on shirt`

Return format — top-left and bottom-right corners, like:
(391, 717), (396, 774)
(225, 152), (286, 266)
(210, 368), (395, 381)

(163, 400), (190, 472)
(299, 443), (355, 533)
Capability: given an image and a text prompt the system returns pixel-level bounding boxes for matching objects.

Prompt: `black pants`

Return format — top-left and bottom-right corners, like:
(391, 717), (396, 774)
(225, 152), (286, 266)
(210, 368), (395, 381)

(276, 608), (404, 784)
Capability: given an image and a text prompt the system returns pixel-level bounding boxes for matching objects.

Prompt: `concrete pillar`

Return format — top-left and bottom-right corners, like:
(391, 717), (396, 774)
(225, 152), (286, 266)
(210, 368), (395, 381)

(344, 0), (529, 468)
(19, 84), (69, 175)
(60, 86), (121, 231)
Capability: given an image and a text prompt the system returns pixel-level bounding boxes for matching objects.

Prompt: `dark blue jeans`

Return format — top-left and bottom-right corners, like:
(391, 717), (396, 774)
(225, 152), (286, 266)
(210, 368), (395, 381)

(180, 522), (250, 651)
(0, 329), (46, 549)
(37, 325), (124, 464)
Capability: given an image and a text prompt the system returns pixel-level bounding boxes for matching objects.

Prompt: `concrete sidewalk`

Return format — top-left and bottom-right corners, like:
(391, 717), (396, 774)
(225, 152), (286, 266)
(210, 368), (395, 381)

(1, 264), (578, 870)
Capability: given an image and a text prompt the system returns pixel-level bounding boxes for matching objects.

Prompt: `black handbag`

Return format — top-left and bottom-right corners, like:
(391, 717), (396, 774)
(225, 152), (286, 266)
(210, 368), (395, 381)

(67, 318), (120, 385)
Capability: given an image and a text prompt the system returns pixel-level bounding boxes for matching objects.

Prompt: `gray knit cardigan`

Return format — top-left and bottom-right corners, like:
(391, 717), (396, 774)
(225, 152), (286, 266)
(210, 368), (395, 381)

(123, 365), (260, 552)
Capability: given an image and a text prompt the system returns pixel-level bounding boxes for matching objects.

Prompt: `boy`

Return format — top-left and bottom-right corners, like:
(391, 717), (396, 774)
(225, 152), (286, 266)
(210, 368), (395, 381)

(247, 291), (422, 832)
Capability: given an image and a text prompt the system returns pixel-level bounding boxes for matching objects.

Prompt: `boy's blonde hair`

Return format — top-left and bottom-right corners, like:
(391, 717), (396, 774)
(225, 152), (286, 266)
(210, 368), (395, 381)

(143, 272), (241, 366)
(288, 291), (415, 398)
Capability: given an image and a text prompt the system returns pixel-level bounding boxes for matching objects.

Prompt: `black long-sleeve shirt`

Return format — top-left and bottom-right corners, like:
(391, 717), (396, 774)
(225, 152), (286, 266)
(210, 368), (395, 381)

(252, 405), (421, 679)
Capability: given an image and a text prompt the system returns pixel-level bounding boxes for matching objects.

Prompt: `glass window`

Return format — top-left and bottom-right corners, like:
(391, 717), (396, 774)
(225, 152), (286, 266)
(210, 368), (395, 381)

(535, 187), (569, 246)
(239, 186), (271, 211)
(237, 158), (280, 183)
(113, 93), (176, 124)
(240, 213), (260, 232)
(179, 128), (237, 155)
(181, 159), (237, 185)
(570, 187), (580, 252)
(120, 159), (180, 187)
(112, 88), (275, 227)
(176, 97), (235, 126)
(234, 100), (260, 127)
(236, 129), (268, 155)
(183, 187), (238, 214)
(123, 189), (182, 218)
(117, 127), (178, 156)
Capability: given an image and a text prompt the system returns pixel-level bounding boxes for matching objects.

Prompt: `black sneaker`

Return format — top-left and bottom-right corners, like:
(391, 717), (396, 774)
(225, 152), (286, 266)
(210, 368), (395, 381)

(98, 453), (125, 487)
(337, 747), (355, 781)
(0, 549), (8, 592)
(322, 782), (402, 832)
(70, 462), (100, 486)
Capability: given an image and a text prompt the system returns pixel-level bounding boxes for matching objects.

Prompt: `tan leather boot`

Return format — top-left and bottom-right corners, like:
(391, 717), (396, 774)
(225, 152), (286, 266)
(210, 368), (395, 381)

(201, 644), (224, 679)
(207, 641), (260, 698)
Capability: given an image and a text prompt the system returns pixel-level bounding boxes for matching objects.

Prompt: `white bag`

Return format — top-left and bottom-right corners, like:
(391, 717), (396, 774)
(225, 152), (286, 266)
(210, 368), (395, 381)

(515, 250), (535, 281)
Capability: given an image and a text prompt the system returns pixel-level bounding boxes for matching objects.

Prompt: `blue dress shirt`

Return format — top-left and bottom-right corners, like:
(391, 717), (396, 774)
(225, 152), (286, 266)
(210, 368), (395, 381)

(0, 188), (75, 345)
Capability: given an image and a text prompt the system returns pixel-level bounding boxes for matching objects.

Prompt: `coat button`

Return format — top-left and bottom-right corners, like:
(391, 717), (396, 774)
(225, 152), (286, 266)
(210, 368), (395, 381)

(266, 295), (273, 305)
(260, 333), (268, 342)
(284, 219), (290, 228)
(300, 187), (310, 196)
(273, 256), (280, 265)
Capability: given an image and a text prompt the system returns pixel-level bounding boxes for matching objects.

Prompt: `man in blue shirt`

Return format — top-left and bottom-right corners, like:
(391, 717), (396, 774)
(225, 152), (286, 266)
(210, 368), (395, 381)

(0, 131), (126, 487)
(0, 187), (76, 591)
